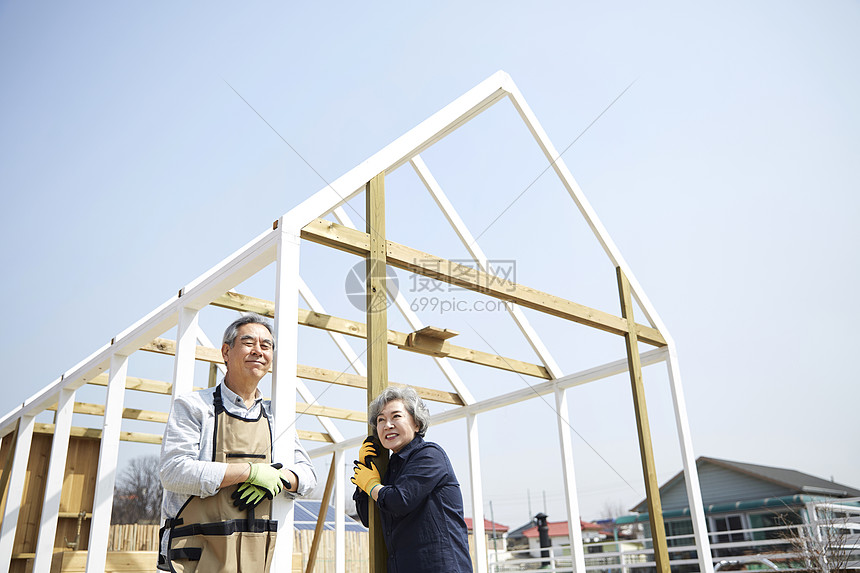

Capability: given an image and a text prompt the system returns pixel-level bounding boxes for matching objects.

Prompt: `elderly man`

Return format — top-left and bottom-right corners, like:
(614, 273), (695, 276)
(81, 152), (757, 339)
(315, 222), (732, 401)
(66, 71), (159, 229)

(158, 314), (316, 572)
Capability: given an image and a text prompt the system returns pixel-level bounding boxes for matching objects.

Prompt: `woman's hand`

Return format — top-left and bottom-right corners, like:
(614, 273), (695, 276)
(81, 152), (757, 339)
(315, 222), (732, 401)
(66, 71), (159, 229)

(358, 436), (378, 466)
(351, 460), (382, 498)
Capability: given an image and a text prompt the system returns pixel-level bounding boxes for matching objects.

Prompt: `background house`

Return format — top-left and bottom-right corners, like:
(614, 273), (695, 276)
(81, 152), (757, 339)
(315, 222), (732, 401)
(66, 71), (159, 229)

(518, 519), (611, 558)
(466, 518), (509, 570)
(617, 457), (860, 568)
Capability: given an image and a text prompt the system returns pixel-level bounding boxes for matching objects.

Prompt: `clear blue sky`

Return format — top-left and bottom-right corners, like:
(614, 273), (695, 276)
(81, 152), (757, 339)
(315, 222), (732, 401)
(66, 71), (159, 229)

(1, 1), (858, 528)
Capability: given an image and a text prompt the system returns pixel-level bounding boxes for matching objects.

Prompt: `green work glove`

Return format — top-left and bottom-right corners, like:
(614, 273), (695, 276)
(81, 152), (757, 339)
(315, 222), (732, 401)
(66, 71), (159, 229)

(359, 436), (378, 467)
(245, 463), (289, 498)
(232, 483), (268, 511)
(351, 460), (382, 496)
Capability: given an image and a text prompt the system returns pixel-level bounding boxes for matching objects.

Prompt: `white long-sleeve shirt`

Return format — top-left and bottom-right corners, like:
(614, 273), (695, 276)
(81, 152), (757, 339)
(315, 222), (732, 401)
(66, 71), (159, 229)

(159, 382), (316, 548)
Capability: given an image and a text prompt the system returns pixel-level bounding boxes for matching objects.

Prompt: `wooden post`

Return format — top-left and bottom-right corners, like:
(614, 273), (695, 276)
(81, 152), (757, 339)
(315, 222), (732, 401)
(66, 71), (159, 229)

(208, 362), (219, 388)
(617, 267), (670, 573)
(366, 172), (390, 573)
(305, 453), (337, 573)
(0, 419), (19, 523)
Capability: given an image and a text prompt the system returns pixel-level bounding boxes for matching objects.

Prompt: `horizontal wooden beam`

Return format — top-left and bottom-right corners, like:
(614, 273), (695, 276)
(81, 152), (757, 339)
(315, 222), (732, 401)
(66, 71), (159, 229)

(141, 338), (222, 364)
(34, 423), (163, 445)
(300, 218), (666, 347)
(211, 292), (550, 379)
(33, 422), (330, 444)
(141, 334), (466, 404)
(296, 402), (365, 423)
(87, 372), (175, 394)
(46, 402), (168, 424)
(297, 365), (463, 405)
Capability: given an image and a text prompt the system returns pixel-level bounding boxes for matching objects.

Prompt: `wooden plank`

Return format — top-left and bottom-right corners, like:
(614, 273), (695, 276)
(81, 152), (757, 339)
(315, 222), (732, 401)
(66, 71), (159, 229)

(617, 267), (669, 573)
(301, 218), (667, 347)
(0, 420), (19, 526)
(297, 365), (463, 405)
(87, 373), (173, 395)
(366, 171), (389, 573)
(305, 454), (336, 573)
(141, 338), (222, 364)
(142, 335), (467, 403)
(45, 402), (168, 424)
(212, 292), (550, 378)
(411, 325), (459, 340)
(34, 423), (163, 445)
(32, 423), (328, 445)
(61, 550), (159, 571)
(296, 402), (365, 423)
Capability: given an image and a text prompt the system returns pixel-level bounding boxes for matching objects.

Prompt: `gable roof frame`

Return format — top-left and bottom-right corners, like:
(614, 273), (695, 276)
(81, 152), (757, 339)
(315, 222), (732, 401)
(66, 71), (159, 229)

(0, 71), (715, 573)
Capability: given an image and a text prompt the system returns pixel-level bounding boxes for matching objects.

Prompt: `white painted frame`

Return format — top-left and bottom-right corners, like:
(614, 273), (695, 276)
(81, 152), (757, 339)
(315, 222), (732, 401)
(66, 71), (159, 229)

(0, 71), (711, 573)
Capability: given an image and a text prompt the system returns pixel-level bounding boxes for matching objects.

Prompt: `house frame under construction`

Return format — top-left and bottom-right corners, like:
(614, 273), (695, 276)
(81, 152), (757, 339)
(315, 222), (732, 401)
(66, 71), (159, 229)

(0, 71), (716, 573)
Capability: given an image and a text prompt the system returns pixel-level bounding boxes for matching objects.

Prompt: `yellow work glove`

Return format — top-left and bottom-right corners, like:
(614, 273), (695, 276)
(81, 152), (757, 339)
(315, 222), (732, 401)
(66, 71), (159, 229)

(351, 461), (382, 496)
(359, 436), (378, 467)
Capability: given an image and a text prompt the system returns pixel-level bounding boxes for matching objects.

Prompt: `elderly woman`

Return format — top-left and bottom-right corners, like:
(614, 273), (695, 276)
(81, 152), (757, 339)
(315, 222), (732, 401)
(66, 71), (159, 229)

(352, 387), (473, 573)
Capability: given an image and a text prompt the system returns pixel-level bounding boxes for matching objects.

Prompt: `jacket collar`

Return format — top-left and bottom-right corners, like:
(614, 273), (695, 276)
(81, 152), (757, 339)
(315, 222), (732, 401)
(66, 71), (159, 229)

(392, 434), (424, 462)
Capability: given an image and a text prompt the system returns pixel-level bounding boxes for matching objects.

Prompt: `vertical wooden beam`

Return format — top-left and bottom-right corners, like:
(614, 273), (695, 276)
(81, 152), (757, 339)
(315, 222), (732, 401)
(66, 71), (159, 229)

(0, 419), (20, 523)
(366, 172), (390, 573)
(305, 454), (337, 573)
(617, 267), (670, 573)
(86, 352), (129, 573)
(33, 388), (76, 573)
(208, 362), (219, 388)
(0, 414), (35, 573)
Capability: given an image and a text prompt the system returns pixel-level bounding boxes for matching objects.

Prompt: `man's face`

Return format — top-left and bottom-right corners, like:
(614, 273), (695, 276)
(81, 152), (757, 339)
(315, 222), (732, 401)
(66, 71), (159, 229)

(221, 323), (274, 385)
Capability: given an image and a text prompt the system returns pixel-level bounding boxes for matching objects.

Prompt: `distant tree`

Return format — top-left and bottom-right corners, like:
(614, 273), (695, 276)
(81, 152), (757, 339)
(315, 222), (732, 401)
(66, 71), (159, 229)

(600, 500), (628, 520)
(111, 455), (163, 524)
(780, 504), (856, 573)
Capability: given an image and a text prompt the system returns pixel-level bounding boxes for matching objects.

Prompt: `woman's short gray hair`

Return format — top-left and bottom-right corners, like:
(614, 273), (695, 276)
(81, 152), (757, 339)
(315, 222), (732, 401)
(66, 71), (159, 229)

(368, 386), (430, 439)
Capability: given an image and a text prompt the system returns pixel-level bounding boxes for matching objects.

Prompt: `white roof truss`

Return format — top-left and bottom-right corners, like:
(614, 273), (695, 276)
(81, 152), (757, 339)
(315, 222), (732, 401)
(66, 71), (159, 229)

(0, 71), (715, 573)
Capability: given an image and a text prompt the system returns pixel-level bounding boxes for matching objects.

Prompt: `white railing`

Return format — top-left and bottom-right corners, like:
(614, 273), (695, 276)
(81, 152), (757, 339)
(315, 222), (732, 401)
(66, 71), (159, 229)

(489, 500), (860, 572)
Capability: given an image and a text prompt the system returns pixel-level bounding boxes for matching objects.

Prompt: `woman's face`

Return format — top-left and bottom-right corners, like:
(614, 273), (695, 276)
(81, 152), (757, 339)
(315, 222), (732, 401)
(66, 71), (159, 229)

(376, 399), (419, 454)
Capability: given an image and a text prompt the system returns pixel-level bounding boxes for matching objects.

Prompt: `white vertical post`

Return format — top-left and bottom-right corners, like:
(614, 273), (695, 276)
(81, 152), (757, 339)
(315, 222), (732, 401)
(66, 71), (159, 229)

(467, 414), (488, 573)
(334, 448), (346, 573)
(0, 413), (36, 572)
(664, 346), (714, 573)
(271, 224), (301, 569)
(86, 352), (128, 573)
(172, 305), (200, 399)
(555, 385), (586, 573)
(33, 388), (76, 573)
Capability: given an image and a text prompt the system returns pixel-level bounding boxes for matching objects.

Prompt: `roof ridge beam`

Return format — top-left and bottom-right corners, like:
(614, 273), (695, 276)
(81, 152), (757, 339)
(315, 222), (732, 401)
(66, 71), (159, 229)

(300, 219), (666, 347)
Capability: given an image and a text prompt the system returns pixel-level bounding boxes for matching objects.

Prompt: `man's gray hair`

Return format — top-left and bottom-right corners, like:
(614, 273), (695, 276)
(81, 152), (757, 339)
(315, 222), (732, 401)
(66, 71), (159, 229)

(222, 314), (275, 349)
(368, 386), (430, 439)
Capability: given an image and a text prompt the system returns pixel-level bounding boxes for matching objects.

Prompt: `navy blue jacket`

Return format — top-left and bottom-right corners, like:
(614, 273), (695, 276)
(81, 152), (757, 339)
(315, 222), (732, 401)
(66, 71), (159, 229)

(354, 436), (473, 573)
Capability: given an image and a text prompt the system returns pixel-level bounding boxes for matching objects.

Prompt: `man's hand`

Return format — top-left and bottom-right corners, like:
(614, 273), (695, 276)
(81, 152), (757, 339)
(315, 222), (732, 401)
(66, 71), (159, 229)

(351, 460), (381, 496)
(245, 463), (290, 498)
(359, 436), (378, 467)
(232, 483), (268, 511)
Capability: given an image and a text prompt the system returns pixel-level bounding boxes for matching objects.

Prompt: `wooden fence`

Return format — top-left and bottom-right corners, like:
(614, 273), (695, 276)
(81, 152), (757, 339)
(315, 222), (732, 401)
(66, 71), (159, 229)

(106, 524), (369, 572)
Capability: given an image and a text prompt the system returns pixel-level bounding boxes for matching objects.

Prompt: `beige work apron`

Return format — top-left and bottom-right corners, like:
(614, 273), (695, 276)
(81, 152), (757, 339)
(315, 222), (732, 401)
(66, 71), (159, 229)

(165, 386), (278, 573)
